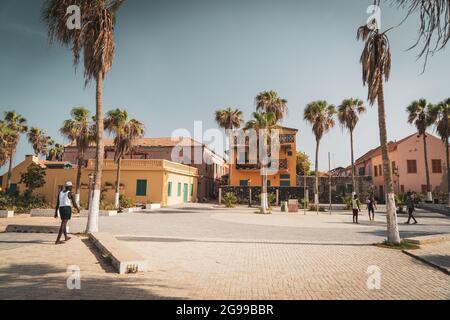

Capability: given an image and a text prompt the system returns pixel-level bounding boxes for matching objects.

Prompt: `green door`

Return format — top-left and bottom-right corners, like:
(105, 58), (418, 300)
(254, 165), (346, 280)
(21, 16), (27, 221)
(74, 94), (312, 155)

(183, 183), (188, 202)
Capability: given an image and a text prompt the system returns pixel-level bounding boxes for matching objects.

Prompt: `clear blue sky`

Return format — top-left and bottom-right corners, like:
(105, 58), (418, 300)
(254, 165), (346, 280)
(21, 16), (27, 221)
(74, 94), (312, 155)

(1, 0), (449, 174)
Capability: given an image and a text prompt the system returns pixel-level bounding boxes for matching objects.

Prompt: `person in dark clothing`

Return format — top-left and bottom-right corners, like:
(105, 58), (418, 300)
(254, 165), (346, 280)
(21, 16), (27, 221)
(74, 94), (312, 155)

(55, 181), (80, 245)
(405, 192), (418, 224)
(352, 193), (361, 224)
(367, 192), (377, 221)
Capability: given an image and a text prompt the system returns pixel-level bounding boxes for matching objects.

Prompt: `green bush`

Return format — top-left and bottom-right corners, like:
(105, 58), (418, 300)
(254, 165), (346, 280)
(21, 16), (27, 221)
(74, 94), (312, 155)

(0, 193), (50, 213)
(309, 204), (326, 212)
(223, 192), (237, 208)
(119, 195), (134, 209)
(299, 198), (309, 209)
(341, 195), (353, 210)
(99, 200), (116, 211)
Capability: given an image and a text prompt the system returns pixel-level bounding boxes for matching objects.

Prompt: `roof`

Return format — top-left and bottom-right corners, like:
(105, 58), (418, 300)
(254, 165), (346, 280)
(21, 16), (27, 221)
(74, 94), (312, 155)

(29, 157), (73, 169)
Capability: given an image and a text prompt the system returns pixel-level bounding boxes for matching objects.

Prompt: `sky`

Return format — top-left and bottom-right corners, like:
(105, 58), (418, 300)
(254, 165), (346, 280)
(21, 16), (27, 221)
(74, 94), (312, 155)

(0, 0), (449, 175)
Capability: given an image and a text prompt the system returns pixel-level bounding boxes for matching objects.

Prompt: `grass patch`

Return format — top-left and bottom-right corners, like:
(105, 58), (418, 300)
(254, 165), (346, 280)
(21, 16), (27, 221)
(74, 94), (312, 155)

(374, 240), (420, 250)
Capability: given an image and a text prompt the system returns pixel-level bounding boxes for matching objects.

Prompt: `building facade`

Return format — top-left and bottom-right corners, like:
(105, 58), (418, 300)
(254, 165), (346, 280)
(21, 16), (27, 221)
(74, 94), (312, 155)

(229, 127), (298, 187)
(63, 137), (228, 202)
(340, 133), (449, 201)
(0, 155), (198, 207)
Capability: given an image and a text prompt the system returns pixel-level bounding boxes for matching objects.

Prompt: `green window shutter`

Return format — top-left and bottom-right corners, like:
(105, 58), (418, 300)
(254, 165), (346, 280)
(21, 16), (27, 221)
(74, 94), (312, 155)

(190, 184), (193, 196)
(136, 180), (147, 196)
(178, 183), (181, 197)
(280, 174), (290, 180)
(267, 180), (271, 187)
(168, 182), (172, 197)
(239, 180), (248, 186)
(280, 180), (291, 187)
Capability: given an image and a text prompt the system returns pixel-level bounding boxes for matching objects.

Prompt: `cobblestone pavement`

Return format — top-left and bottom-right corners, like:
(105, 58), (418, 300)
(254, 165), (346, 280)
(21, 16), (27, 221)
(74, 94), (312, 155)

(0, 205), (449, 300)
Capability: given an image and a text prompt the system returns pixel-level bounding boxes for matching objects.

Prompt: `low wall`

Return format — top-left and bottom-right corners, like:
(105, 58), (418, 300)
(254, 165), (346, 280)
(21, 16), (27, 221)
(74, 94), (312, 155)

(219, 186), (305, 205)
(417, 203), (450, 216)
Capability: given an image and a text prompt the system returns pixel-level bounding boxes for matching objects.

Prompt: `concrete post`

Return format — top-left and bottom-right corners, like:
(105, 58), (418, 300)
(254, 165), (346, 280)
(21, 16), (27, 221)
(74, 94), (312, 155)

(218, 188), (222, 205)
(249, 188), (252, 207)
(276, 188), (279, 206)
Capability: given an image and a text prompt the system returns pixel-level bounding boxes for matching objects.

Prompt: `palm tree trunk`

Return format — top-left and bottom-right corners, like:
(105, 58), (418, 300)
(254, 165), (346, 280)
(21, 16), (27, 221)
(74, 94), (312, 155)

(314, 139), (320, 205)
(75, 155), (83, 206)
(228, 128), (232, 185)
(422, 133), (432, 202)
(114, 158), (121, 208)
(350, 129), (356, 194)
(260, 165), (268, 214)
(87, 72), (104, 233)
(377, 82), (400, 244)
(5, 149), (14, 191)
(446, 137), (450, 205)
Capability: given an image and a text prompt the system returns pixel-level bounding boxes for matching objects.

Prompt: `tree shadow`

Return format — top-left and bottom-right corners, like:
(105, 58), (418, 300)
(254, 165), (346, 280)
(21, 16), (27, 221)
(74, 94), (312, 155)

(0, 262), (187, 300)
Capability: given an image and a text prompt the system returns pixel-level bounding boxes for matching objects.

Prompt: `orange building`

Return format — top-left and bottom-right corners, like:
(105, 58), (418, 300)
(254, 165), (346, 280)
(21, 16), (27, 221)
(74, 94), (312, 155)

(229, 127), (298, 187)
(341, 132), (449, 200)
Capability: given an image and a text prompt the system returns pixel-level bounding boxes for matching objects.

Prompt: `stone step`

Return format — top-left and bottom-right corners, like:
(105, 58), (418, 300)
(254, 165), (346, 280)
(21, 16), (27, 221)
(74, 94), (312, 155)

(0, 210), (14, 218)
(89, 232), (148, 274)
(5, 224), (69, 234)
(404, 233), (450, 245)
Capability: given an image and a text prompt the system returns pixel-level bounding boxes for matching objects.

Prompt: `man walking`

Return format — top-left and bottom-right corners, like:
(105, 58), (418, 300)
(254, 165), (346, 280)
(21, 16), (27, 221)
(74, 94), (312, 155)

(352, 193), (361, 224)
(405, 192), (418, 224)
(55, 181), (80, 245)
(367, 192), (377, 221)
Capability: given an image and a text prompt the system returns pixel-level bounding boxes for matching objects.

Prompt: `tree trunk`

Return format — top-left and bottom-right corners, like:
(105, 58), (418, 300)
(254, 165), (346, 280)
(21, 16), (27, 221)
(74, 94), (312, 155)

(446, 137), (450, 206)
(377, 82), (401, 244)
(87, 72), (104, 233)
(75, 153), (83, 206)
(228, 128), (233, 186)
(422, 133), (432, 202)
(260, 165), (268, 214)
(5, 149), (14, 191)
(114, 158), (122, 208)
(350, 129), (356, 194)
(314, 139), (320, 205)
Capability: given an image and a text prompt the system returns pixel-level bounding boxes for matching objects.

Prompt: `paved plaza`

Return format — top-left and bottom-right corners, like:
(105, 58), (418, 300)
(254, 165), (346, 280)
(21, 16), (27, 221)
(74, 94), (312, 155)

(0, 204), (449, 300)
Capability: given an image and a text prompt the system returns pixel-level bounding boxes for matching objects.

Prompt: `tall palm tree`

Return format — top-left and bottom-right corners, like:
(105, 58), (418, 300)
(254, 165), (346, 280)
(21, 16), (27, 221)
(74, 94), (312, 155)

(357, 24), (400, 244)
(215, 107), (244, 185)
(47, 140), (64, 161)
(244, 112), (278, 213)
(27, 127), (52, 158)
(104, 108), (145, 208)
(255, 90), (288, 122)
(3, 111), (28, 192)
(338, 98), (366, 194)
(60, 107), (95, 205)
(304, 101), (336, 206)
(406, 98), (435, 201)
(0, 121), (16, 169)
(43, 0), (124, 232)
(429, 98), (450, 205)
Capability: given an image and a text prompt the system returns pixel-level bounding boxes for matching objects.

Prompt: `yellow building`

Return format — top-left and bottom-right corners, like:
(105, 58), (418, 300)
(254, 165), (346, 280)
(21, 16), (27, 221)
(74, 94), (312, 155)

(0, 155), (198, 207)
(229, 127), (298, 187)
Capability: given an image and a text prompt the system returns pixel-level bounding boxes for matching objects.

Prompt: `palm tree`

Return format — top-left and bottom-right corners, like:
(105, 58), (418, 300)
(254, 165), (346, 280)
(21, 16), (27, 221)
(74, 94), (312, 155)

(60, 107), (95, 205)
(47, 141), (64, 161)
(27, 127), (52, 158)
(406, 98), (435, 202)
(43, 0), (124, 232)
(429, 98), (450, 205)
(255, 90), (288, 122)
(215, 107), (244, 185)
(244, 112), (278, 213)
(0, 122), (16, 169)
(104, 109), (145, 208)
(3, 111), (28, 192)
(304, 101), (336, 206)
(357, 24), (400, 244)
(338, 98), (366, 194)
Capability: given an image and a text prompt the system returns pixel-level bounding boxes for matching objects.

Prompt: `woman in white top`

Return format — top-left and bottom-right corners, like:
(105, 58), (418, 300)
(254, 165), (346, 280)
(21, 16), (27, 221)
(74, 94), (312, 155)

(54, 181), (80, 245)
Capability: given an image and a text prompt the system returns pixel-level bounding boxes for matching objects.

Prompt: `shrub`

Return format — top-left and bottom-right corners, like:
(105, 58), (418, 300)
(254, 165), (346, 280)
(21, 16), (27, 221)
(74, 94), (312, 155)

(309, 204), (326, 212)
(100, 200), (116, 211)
(341, 195), (353, 210)
(223, 192), (237, 208)
(0, 193), (50, 213)
(119, 195), (134, 209)
(299, 198), (309, 209)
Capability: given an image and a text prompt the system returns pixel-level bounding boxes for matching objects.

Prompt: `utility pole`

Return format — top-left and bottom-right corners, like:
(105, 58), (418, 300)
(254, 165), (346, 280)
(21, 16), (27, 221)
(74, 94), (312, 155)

(328, 152), (332, 213)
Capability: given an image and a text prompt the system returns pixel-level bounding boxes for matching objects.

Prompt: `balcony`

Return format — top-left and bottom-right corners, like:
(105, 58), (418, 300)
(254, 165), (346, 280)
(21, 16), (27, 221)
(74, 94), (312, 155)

(236, 163), (260, 170)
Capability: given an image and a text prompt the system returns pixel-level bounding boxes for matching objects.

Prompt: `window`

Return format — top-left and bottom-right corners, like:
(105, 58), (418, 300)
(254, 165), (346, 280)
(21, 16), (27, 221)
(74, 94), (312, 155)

(238, 152), (246, 164)
(280, 180), (291, 187)
(287, 151), (293, 157)
(168, 182), (172, 197)
(358, 167), (365, 176)
(400, 185), (405, 193)
(407, 160), (417, 174)
(177, 183), (182, 197)
(432, 159), (442, 173)
(267, 180), (271, 187)
(392, 161), (396, 174)
(136, 180), (147, 196)
(8, 183), (18, 195)
(280, 174), (290, 179)
(239, 180), (249, 186)
(378, 165), (382, 176)
(374, 166), (378, 177)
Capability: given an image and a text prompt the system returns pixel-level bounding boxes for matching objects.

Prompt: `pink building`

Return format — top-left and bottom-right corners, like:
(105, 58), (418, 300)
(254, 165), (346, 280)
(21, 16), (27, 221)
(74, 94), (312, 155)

(342, 133), (449, 201)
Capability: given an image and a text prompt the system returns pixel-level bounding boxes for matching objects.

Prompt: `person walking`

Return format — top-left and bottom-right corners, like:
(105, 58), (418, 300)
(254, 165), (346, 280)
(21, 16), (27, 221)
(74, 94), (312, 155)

(367, 192), (377, 221)
(352, 193), (361, 224)
(405, 192), (418, 224)
(54, 181), (80, 245)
